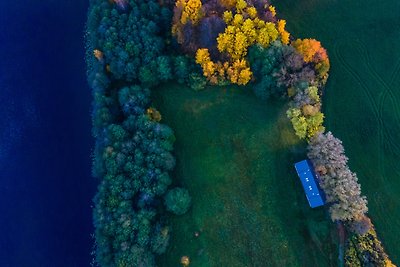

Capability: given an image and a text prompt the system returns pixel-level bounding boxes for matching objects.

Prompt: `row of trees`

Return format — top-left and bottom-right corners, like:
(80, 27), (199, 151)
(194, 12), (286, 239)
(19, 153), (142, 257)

(87, 0), (192, 266)
(92, 84), (190, 266)
(307, 132), (368, 222)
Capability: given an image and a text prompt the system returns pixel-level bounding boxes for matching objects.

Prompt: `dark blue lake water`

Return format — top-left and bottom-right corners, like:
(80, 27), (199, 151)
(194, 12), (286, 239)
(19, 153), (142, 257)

(0, 1), (95, 266)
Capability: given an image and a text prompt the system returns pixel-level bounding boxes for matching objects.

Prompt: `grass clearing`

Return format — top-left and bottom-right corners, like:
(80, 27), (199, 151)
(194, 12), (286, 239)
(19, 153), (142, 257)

(153, 83), (337, 266)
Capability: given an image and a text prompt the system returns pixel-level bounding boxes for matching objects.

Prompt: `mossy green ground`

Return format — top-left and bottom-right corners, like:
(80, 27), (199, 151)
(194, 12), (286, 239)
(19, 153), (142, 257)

(274, 0), (400, 264)
(153, 84), (337, 266)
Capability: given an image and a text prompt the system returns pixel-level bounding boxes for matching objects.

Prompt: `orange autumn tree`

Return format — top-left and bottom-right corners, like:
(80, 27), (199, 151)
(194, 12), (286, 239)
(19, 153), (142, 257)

(292, 38), (330, 78)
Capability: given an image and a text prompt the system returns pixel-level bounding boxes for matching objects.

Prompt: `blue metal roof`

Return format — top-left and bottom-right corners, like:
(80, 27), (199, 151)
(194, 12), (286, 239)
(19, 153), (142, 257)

(294, 160), (325, 208)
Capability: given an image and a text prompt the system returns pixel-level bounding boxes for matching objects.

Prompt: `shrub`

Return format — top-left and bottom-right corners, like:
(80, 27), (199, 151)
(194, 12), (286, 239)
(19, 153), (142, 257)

(188, 72), (207, 91)
(164, 187), (191, 215)
(286, 87), (324, 139)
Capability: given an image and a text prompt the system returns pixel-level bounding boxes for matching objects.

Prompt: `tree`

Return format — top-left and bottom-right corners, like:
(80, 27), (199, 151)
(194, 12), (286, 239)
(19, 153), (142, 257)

(176, 0), (203, 25)
(286, 108), (307, 139)
(307, 132), (368, 222)
(164, 188), (191, 215)
(348, 215), (372, 235)
(172, 0), (204, 47)
(173, 56), (191, 84)
(292, 38), (322, 63)
(157, 56), (172, 81)
(292, 38), (330, 78)
(227, 59), (252, 85)
(248, 42), (316, 99)
(345, 229), (392, 267)
(277, 20), (290, 45)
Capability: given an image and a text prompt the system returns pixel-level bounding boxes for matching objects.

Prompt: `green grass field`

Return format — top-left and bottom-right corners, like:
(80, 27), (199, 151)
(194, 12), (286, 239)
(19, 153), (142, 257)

(149, 0), (400, 265)
(274, 0), (400, 264)
(153, 84), (337, 266)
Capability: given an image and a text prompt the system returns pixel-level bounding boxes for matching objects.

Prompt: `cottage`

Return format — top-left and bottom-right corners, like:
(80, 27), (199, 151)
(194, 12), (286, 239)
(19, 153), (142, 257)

(294, 160), (325, 208)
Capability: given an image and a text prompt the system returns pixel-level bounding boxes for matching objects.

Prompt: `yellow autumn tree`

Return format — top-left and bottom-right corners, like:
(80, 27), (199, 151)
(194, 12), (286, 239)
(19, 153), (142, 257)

(172, 0), (203, 43)
(195, 48), (215, 78)
(277, 20), (290, 45)
(287, 107), (324, 140)
(146, 107), (162, 122)
(217, 12), (278, 60)
(214, 3), (279, 85)
(195, 48), (228, 84)
(246, 6), (258, 19)
(268, 5), (276, 17)
(236, 0), (247, 11)
(176, 0), (203, 25)
(227, 59), (252, 85)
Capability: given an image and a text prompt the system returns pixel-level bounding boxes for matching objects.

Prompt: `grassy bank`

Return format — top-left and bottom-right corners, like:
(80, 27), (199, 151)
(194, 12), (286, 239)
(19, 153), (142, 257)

(153, 83), (337, 266)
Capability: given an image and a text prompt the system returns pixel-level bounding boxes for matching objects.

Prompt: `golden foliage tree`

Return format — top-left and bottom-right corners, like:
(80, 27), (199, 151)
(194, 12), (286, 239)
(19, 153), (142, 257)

(172, 0), (203, 44)
(195, 48), (228, 84)
(176, 0), (203, 25)
(268, 5), (276, 17)
(227, 59), (252, 85)
(211, 3), (280, 85)
(195, 48), (215, 78)
(277, 20), (290, 45)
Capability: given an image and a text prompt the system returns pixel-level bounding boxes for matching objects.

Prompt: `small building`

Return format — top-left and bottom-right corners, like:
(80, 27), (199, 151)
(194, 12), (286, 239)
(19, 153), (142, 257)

(294, 160), (325, 208)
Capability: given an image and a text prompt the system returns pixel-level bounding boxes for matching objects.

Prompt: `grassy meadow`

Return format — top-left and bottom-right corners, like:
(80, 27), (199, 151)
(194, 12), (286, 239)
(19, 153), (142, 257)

(153, 84), (337, 267)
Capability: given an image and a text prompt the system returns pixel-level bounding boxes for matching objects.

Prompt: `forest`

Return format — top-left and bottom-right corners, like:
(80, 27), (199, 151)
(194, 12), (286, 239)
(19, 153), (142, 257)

(86, 0), (395, 266)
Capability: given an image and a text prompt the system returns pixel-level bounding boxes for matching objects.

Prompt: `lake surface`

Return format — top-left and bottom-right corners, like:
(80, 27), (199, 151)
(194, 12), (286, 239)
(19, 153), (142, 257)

(274, 0), (400, 263)
(0, 1), (94, 266)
